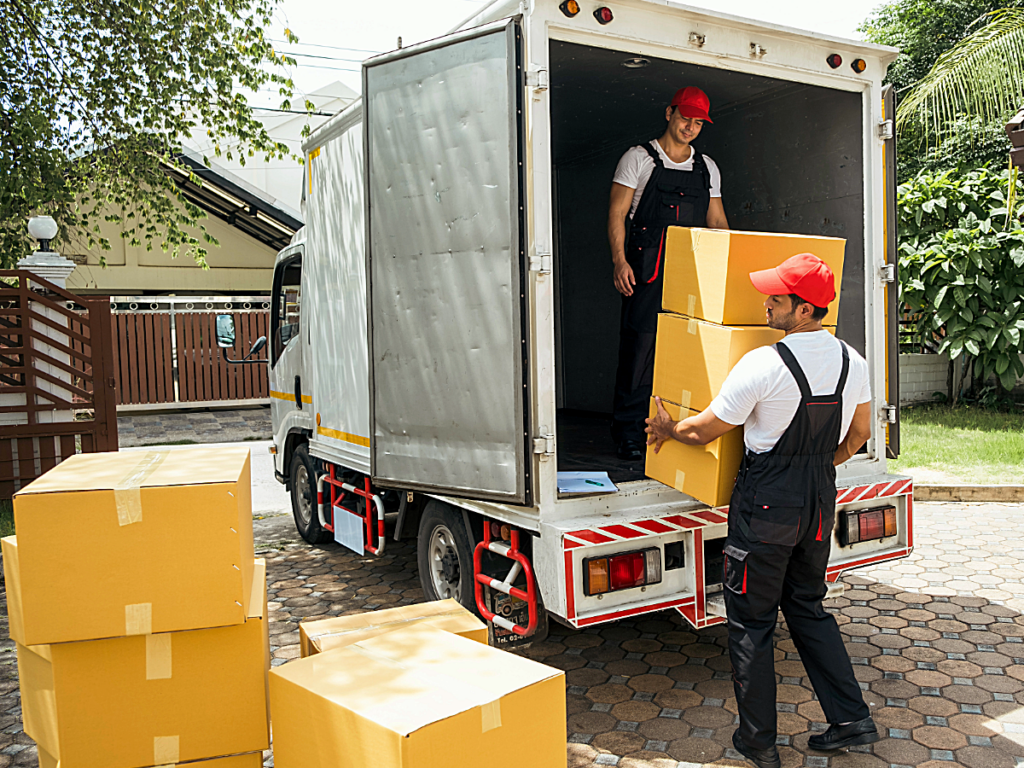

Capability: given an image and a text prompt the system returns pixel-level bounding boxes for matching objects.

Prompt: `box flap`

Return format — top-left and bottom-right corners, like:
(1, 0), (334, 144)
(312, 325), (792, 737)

(303, 599), (473, 648)
(16, 446), (251, 496)
(2, 537), (24, 645)
(248, 559), (266, 620)
(274, 625), (560, 736)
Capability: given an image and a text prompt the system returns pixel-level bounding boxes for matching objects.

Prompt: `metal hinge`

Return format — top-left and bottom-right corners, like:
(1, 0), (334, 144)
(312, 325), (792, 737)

(880, 263), (896, 283)
(750, 43), (767, 58)
(533, 434), (555, 455)
(689, 32), (706, 47)
(529, 251), (552, 275)
(878, 119), (894, 140)
(882, 404), (897, 424)
(526, 69), (549, 91)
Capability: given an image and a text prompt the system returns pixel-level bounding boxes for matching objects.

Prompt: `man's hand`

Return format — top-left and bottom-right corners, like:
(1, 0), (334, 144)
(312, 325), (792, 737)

(645, 396), (677, 453)
(614, 260), (636, 296)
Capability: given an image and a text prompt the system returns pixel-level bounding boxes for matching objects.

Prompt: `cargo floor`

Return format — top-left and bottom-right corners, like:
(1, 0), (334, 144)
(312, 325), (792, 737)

(556, 410), (647, 483)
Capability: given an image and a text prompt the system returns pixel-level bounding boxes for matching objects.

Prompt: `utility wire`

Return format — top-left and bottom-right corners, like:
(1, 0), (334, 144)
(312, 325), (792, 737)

(270, 39), (381, 54)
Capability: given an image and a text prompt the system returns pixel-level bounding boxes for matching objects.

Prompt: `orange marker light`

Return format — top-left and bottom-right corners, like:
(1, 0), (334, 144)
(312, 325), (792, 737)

(587, 558), (610, 595)
(851, 58), (867, 73)
(594, 6), (614, 24)
(559, 0), (580, 17)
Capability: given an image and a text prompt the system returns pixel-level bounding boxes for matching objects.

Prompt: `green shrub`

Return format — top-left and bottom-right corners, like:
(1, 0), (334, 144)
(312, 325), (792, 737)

(898, 165), (1024, 392)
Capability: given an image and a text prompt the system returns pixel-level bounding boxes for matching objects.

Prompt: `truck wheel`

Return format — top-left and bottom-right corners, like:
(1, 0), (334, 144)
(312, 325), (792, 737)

(417, 501), (478, 615)
(290, 444), (331, 544)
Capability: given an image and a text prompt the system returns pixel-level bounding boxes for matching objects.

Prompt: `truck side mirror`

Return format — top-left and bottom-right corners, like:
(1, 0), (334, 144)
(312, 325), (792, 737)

(216, 314), (236, 348)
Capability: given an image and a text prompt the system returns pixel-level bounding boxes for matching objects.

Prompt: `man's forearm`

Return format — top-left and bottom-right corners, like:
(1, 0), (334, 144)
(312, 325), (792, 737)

(671, 417), (706, 445)
(834, 433), (868, 466)
(609, 218), (627, 263)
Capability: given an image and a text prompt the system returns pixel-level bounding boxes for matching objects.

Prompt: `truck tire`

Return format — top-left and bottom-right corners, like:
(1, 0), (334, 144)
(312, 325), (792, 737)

(417, 500), (478, 616)
(289, 444), (331, 544)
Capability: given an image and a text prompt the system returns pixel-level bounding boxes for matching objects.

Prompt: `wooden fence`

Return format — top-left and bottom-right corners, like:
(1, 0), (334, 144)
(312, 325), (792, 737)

(0, 270), (118, 497)
(110, 297), (270, 407)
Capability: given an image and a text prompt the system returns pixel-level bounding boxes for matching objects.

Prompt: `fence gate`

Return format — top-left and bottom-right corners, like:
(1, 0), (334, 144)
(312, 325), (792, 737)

(0, 270), (118, 497)
(111, 296), (270, 407)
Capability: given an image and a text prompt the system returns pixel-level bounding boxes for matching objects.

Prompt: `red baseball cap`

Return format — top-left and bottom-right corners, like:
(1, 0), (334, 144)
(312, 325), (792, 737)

(749, 253), (836, 308)
(670, 87), (713, 123)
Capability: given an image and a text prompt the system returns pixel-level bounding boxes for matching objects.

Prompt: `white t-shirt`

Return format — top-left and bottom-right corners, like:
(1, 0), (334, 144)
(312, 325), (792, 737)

(709, 331), (871, 454)
(612, 140), (722, 219)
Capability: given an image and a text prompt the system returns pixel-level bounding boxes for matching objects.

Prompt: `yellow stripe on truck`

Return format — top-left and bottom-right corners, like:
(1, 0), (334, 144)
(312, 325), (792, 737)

(270, 390), (312, 404)
(316, 426), (370, 448)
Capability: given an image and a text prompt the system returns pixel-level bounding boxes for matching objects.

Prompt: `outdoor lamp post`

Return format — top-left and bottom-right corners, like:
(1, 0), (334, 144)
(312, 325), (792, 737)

(19, 215), (76, 289)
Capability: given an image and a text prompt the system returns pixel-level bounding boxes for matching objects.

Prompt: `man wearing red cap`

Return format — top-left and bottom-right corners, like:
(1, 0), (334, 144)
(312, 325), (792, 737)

(608, 86), (730, 461)
(646, 254), (876, 768)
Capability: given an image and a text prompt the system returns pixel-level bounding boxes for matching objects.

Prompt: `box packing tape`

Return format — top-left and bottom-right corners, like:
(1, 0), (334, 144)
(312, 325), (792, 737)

(480, 700), (502, 732)
(114, 451), (168, 526)
(687, 295), (696, 315)
(674, 470), (686, 492)
(146, 634), (172, 680)
(153, 735), (179, 765)
(126, 603), (153, 635)
(679, 390), (691, 409)
(687, 318), (698, 334)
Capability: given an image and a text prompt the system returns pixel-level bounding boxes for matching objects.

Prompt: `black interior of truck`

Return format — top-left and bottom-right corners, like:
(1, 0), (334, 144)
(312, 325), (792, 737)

(549, 40), (866, 483)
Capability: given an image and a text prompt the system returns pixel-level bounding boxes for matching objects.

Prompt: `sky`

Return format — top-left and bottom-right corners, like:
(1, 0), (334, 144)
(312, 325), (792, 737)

(260, 0), (889, 107)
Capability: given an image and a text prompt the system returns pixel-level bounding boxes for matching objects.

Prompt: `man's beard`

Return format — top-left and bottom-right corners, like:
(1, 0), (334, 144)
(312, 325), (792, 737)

(767, 308), (798, 332)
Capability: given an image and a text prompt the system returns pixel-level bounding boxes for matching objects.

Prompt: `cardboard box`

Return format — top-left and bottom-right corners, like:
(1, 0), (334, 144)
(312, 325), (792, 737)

(299, 599), (488, 657)
(38, 749), (264, 768)
(13, 547), (270, 768)
(11, 446), (254, 645)
(662, 227), (845, 325)
(270, 625), (565, 768)
(645, 398), (744, 507)
(653, 314), (784, 413)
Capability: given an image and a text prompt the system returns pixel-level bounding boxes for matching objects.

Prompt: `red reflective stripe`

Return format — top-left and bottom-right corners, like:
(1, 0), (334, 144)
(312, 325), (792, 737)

(741, 563), (747, 594)
(647, 229), (667, 284)
(816, 507), (823, 541)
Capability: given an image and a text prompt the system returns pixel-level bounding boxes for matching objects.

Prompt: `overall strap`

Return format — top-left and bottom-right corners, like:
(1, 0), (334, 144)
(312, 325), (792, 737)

(833, 340), (850, 397)
(774, 342), (812, 400)
(691, 152), (711, 190)
(640, 142), (664, 169)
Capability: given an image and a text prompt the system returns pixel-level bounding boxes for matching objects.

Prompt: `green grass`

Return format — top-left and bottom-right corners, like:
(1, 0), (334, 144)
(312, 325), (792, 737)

(889, 404), (1024, 484)
(0, 499), (13, 538)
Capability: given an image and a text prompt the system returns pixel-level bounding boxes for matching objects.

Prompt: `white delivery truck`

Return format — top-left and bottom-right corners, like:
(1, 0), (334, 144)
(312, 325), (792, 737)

(241, 0), (913, 646)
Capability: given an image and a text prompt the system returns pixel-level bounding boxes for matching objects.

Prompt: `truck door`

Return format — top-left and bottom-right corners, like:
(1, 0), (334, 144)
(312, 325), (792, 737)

(269, 248), (308, 433)
(363, 18), (531, 504)
(883, 85), (900, 458)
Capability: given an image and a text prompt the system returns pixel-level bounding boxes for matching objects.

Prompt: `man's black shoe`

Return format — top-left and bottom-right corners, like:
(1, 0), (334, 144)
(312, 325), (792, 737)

(808, 718), (880, 751)
(616, 439), (644, 462)
(732, 730), (781, 768)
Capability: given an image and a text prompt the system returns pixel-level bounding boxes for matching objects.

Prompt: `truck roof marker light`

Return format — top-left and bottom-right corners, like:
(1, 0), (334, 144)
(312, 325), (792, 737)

(623, 57), (649, 69)
(851, 59), (867, 73)
(558, 0), (580, 17)
(826, 54), (842, 69)
(594, 6), (614, 24)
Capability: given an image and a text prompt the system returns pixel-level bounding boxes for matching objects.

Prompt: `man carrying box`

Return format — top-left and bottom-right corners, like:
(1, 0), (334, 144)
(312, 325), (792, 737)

(608, 86), (730, 461)
(645, 253), (875, 768)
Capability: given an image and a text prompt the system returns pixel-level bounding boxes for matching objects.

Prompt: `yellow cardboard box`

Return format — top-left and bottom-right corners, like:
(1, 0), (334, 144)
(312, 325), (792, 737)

(10, 544), (270, 768)
(11, 446), (254, 645)
(39, 749), (264, 768)
(662, 227), (845, 325)
(653, 314), (784, 413)
(299, 599), (488, 657)
(645, 398), (744, 507)
(270, 625), (566, 768)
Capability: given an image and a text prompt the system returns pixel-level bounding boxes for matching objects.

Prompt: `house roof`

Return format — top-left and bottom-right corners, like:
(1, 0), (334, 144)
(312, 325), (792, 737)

(168, 147), (303, 252)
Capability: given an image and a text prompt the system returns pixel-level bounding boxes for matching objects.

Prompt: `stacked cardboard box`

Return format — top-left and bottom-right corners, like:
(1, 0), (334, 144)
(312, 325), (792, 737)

(270, 624), (566, 768)
(298, 598), (488, 657)
(647, 227), (845, 505)
(3, 446), (269, 768)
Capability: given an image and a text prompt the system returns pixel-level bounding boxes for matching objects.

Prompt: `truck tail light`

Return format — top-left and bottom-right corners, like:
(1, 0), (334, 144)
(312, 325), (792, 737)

(584, 548), (661, 595)
(559, 0), (580, 17)
(839, 506), (897, 546)
(826, 54), (842, 69)
(594, 6), (614, 24)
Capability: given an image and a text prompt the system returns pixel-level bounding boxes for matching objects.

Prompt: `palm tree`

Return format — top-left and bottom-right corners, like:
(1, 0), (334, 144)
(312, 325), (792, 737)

(897, 9), (1024, 140)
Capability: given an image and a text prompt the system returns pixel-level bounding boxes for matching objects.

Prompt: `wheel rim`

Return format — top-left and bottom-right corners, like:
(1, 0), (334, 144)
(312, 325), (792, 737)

(294, 464), (312, 526)
(428, 523), (462, 601)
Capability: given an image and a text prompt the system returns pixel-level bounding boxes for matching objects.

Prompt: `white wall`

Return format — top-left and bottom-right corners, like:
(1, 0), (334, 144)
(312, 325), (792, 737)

(899, 353), (1024, 404)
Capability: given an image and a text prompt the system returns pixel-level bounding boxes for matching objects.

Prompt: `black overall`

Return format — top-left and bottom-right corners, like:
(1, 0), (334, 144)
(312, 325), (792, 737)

(611, 143), (711, 445)
(723, 340), (869, 751)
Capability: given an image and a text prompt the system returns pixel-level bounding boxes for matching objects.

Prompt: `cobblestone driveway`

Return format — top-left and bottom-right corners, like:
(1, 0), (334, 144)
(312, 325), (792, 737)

(2, 501), (1024, 768)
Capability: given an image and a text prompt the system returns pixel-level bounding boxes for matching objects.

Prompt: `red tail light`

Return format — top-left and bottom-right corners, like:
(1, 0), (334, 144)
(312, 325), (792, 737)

(839, 506), (897, 546)
(826, 54), (842, 69)
(594, 6), (614, 24)
(584, 548), (661, 595)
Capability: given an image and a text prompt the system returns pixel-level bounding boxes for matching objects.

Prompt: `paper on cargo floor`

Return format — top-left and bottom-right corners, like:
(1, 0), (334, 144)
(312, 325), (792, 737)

(557, 472), (617, 494)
